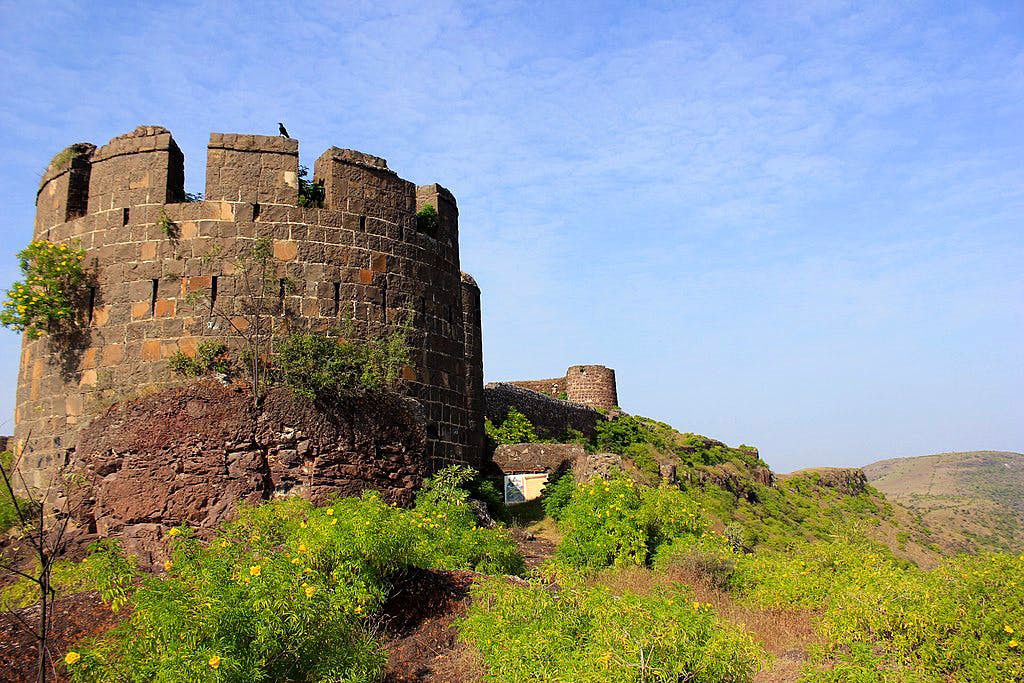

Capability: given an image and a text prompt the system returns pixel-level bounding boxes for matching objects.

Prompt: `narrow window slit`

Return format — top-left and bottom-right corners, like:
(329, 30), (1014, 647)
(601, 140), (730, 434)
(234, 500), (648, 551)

(210, 276), (218, 311)
(359, 215), (366, 231)
(279, 279), (286, 312)
(87, 287), (96, 324)
(333, 282), (341, 316)
(150, 279), (158, 316)
(122, 208), (130, 226)
(252, 202), (261, 220)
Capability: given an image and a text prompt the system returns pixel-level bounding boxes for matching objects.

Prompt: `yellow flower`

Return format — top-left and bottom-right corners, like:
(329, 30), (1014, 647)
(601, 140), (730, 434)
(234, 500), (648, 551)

(305, 585), (316, 598)
(64, 651), (81, 665)
(330, 518), (338, 526)
(693, 602), (700, 610)
(326, 508), (334, 516)
(354, 606), (363, 614)
(291, 557), (302, 565)
(1006, 625), (1015, 635)
(300, 521), (307, 529)
(304, 567), (313, 574)
(298, 543), (308, 553)
(208, 655), (221, 669)
(249, 565), (261, 577)
(167, 528), (180, 537)
(164, 561), (173, 571)
(1009, 640), (1019, 648)
(220, 540), (229, 548)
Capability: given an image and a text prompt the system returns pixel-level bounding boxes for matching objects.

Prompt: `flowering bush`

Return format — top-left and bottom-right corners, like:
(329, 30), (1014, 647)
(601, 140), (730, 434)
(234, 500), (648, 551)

(555, 476), (707, 569)
(459, 577), (766, 682)
(1, 240), (86, 338)
(65, 468), (522, 682)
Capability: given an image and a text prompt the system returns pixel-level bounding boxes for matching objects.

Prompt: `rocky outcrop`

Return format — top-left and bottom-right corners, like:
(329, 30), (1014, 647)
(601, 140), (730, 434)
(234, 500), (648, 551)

(484, 383), (607, 441)
(67, 381), (427, 565)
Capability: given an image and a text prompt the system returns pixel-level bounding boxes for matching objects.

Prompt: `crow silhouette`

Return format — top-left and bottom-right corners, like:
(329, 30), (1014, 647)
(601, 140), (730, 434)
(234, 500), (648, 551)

(278, 122), (290, 138)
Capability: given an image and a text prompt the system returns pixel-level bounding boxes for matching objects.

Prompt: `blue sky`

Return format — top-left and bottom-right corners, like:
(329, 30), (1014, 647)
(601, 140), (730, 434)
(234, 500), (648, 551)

(0, 0), (1020, 472)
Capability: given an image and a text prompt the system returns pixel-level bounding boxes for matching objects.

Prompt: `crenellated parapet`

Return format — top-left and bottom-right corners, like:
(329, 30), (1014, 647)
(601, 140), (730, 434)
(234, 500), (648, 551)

(206, 133), (298, 205)
(15, 125), (483, 492)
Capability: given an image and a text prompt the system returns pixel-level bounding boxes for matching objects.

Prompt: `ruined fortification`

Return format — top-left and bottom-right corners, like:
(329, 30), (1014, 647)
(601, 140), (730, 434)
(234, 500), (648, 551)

(506, 365), (618, 409)
(16, 125), (485, 490)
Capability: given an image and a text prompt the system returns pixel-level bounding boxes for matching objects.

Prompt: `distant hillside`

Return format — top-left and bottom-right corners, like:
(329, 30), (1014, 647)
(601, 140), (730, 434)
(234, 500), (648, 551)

(863, 451), (1024, 554)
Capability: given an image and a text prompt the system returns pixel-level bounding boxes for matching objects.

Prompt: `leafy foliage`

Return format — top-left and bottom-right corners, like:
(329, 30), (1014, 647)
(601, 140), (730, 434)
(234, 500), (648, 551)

(65, 468), (522, 681)
(415, 203), (438, 236)
(459, 577), (766, 682)
(730, 538), (1024, 681)
(273, 328), (410, 401)
(297, 165), (324, 208)
(555, 476), (707, 569)
(168, 340), (231, 377)
(541, 470), (575, 521)
(1, 240), (86, 338)
(484, 407), (539, 446)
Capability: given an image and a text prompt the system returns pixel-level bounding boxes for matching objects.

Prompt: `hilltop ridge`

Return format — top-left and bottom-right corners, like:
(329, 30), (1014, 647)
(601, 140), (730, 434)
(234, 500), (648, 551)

(863, 450), (1024, 554)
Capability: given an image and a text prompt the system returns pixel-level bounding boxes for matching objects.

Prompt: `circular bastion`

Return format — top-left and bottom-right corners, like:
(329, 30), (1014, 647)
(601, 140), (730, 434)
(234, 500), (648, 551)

(15, 126), (485, 491)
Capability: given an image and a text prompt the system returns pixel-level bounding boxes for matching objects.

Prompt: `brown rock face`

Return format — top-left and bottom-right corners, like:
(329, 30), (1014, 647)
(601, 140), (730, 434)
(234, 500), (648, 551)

(68, 381), (427, 565)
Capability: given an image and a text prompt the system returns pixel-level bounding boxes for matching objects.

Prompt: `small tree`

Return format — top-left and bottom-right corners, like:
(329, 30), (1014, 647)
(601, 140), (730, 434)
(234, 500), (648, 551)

(0, 240), (86, 339)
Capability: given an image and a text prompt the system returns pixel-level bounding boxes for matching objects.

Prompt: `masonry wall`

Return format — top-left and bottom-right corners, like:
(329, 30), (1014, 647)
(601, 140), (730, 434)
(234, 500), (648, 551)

(506, 364), (618, 410)
(16, 125), (481, 491)
(484, 382), (606, 442)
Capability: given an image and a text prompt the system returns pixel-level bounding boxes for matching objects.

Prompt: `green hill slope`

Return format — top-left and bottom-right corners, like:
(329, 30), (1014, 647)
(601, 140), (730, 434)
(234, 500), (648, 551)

(863, 450), (1024, 554)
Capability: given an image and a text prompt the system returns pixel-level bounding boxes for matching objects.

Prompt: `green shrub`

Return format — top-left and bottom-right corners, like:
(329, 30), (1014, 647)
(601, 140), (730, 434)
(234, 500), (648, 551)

(297, 166), (324, 208)
(167, 340), (231, 377)
(555, 476), (707, 569)
(415, 204), (438, 235)
(541, 470), (575, 521)
(1, 240), (86, 338)
(273, 328), (410, 401)
(459, 577), (766, 682)
(484, 407), (538, 446)
(66, 470), (523, 681)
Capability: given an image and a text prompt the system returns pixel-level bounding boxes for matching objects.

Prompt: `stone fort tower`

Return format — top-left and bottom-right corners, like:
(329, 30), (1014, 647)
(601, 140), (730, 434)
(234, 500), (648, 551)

(16, 125), (485, 489)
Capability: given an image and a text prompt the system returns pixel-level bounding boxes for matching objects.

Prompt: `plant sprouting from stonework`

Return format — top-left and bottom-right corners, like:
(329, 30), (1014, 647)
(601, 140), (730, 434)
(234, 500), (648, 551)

(156, 209), (179, 239)
(297, 166), (324, 208)
(167, 341), (231, 378)
(416, 203), (438, 236)
(0, 240), (86, 339)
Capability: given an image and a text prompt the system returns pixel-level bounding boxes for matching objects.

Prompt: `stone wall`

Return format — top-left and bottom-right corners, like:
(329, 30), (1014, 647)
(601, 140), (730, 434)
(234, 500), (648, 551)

(16, 125), (482, 492)
(67, 381), (427, 566)
(506, 364), (618, 410)
(484, 382), (606, 441)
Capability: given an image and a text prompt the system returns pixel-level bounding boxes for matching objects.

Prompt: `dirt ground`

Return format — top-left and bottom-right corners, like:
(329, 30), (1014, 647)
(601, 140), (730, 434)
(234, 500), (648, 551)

(0, 591), (123, 683)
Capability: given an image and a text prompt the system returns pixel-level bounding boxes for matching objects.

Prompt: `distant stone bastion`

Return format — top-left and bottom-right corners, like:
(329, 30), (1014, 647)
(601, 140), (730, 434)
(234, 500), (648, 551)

(15, 125), (485, 491)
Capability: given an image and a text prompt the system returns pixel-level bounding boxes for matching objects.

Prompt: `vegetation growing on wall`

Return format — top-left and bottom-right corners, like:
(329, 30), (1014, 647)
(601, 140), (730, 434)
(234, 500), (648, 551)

(274, 328), (410, 401)
(168, 341), (231, 378)
(415, 203), (438, 236)
(297, 166), (324, 208)
(0, 240), (86, 339)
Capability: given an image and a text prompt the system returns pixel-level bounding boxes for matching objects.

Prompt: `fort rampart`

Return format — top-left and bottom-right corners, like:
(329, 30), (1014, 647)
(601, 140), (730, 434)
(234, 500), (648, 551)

(16, 125), (484, 490)
(506, 364), (618, 410)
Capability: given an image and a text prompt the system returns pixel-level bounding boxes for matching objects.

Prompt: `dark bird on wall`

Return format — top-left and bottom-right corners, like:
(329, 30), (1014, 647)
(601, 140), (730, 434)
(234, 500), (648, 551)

(278, 122), (290, 138)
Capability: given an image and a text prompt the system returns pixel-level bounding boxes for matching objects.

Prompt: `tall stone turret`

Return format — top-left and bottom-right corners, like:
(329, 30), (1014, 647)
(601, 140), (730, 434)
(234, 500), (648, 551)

(15, 125), (484, 491)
